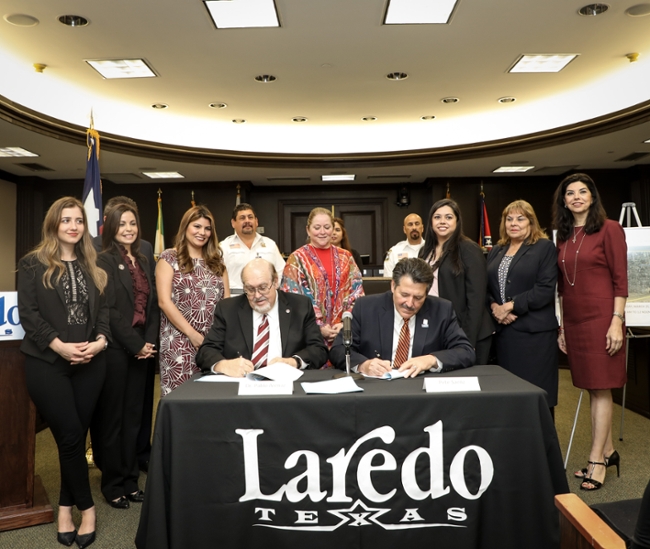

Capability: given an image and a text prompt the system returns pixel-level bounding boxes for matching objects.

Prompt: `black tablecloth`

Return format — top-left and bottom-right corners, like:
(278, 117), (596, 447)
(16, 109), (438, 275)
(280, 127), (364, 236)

(135, 365), (569, 549)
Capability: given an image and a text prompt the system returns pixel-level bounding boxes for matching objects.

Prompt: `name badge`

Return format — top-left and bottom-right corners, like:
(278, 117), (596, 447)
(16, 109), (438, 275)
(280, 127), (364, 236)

(230, 243), (241, 249)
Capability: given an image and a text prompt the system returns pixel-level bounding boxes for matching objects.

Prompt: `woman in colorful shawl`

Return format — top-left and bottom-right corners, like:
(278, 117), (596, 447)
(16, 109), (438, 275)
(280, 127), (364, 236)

(281, 207), (364, 359)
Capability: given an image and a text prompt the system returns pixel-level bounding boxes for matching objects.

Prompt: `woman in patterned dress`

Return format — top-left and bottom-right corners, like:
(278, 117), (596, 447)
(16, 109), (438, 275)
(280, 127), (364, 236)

(281, 207), (363, 356)
(156, 205), (229, 395)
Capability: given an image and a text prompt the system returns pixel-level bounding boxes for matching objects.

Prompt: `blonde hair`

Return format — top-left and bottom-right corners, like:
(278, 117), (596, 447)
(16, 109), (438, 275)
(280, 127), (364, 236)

(174, 205), (225, 275)
(27, 196), (107, 292)
(306, 207), (334, 229)
(497, 200), (549, 246)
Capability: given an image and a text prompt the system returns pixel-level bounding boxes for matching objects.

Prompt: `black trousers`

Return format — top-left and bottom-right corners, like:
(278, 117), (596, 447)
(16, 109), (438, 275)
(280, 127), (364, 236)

(632, 478), (650, 549)
(136, 357), (155, 466)
(98, 346), (148, 501)
(24, 353), (105, 510)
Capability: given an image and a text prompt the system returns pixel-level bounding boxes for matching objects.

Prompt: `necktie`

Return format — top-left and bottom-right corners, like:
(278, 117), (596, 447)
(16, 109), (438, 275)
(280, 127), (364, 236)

(393, 318), (410, 368)
(251, 314), (269, 369)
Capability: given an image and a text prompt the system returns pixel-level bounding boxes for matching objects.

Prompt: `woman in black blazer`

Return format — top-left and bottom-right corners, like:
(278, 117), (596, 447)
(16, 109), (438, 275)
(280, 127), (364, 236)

(96, 202), (159, 510)
(18, 197), (109, 549)
(419, 199), (493, 364)
(487, 200), (559, 410)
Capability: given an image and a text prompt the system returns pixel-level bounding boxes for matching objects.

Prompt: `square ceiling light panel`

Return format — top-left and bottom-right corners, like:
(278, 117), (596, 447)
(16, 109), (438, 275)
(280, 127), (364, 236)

(205, 0), (280, 28)
(509, 54), (578, 73)
(142, 172), (185, 179)
(322, 175), (355, 181)
(86, 59), (157, 79)
(384, 0), (459, 24)
(0, 147), (39, 157)
(493, 166), (535, 173)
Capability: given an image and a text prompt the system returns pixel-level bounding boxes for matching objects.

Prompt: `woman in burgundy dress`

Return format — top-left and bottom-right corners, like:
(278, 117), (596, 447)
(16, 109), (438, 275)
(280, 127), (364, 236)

(553, 173), (627, 491)
(156, 206), (229, 396)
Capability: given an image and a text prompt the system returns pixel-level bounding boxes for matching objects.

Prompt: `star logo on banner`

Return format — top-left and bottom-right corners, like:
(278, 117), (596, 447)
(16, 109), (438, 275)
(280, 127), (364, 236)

(328, 499), (391, 528)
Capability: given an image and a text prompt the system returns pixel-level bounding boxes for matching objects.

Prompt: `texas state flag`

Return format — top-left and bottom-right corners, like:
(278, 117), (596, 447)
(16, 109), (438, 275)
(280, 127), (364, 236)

(82, 129), (103, 237)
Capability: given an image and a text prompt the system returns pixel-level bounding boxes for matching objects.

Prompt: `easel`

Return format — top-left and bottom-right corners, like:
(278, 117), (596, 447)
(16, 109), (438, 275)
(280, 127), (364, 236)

(564, 202), (646, 469)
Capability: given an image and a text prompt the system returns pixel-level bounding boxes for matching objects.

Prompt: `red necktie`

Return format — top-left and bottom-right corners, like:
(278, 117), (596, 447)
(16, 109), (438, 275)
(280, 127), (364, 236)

(393, 318), (410, 368)
(251, 315), (269, 369)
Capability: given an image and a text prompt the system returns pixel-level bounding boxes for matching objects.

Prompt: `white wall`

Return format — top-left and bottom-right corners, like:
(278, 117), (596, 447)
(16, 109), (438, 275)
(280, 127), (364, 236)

(0, 179), (17, 290)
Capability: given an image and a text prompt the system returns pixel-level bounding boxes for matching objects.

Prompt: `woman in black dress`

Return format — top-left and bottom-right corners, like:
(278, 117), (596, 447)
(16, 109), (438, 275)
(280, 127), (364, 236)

(18, 197), (109, 548)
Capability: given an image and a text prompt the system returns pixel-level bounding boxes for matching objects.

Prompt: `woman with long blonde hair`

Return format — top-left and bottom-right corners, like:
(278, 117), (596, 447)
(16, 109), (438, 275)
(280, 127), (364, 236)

(156, 205), (229, 395)
(18, 197), (109, 548)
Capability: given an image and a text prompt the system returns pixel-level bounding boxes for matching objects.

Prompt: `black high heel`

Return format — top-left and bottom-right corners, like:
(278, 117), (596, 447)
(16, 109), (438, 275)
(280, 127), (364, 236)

(57, 530), (77, 546)
(605, 450), (620, 477)
(581, 461), (606, 491)
(75, 531), (96, 549)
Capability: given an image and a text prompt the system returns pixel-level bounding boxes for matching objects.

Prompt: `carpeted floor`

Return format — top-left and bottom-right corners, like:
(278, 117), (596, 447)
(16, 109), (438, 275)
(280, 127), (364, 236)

(1, 369), (649, 548)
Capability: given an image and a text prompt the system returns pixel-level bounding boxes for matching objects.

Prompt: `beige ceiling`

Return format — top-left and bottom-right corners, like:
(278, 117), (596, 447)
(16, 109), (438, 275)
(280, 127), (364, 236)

(1, 0), (650, 184)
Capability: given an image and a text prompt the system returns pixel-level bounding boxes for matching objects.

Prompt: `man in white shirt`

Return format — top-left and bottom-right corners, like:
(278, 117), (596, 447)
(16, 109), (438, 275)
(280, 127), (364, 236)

(383, 213), (425, 278)
(220, 203), (286, 294)
(196, 259), (328, 377)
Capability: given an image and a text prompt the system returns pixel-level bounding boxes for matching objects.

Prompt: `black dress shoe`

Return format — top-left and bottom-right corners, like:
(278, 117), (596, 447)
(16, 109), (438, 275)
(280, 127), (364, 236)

(75, 531), (96, 549)
(57, 530), (77, 546)
(109, 496), (130, 509)
(127, 489), (145, 503)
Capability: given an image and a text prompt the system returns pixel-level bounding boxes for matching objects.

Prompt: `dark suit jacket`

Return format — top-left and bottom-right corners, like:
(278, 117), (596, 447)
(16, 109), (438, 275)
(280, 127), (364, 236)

(17, 255), (111, 363)
(97, 247), (160, 354)
(93, 235), (155, 267)
(329, 291), (475, 372)
(486, 239), (558, 333)
(436, 239), (494, 346)
(196, 291), (328, 372)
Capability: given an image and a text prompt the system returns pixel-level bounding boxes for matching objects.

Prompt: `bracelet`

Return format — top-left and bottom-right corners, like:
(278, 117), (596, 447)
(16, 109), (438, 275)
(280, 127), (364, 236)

(558, 327), (564, 334)
(612, 311), (625, 322)
(96, 334), (108, 351)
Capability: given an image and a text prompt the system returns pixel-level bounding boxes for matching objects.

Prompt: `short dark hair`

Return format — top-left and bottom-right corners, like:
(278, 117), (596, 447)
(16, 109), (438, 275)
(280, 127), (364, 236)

(104, 196), (138, 216)
(232, 203), (257, 221)
(392, 257), (434, 292)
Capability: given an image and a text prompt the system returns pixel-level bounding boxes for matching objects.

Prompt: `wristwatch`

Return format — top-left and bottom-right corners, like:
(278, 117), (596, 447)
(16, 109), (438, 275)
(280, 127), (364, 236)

(96, 335), (108, 351)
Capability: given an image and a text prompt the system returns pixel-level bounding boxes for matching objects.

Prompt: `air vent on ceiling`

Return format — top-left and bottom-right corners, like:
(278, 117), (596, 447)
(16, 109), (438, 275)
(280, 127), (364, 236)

(266, 177), (312, 182)
(367, 174), (412, 180)
(104, 173), (144, 184)
(616, 152), (650, 162)
(16, 163), (53, 172)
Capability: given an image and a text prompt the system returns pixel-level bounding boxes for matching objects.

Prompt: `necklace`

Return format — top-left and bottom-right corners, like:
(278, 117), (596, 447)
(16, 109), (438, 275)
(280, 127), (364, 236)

(572, 226), (584, 244)
(561, 231), (587, 287)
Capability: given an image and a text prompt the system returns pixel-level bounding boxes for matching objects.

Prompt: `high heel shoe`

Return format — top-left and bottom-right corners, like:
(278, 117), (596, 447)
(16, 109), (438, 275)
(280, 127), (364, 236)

(605, 450), (620, 477)
(57, 530), (77, 546)
(580, 461), (606, 491)
(75, 531), (96, 549)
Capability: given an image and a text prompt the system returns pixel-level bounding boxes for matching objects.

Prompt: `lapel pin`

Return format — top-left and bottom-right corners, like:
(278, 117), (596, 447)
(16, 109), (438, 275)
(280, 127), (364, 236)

(285, 309), (291, 313)
(422, 319), (429, 328)
(118, 264), (125, 270)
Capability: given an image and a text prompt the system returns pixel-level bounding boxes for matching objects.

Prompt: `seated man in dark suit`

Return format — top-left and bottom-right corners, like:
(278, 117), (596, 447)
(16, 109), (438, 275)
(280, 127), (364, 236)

(197, 258), (328, 377)
(330, 257), (475, 377)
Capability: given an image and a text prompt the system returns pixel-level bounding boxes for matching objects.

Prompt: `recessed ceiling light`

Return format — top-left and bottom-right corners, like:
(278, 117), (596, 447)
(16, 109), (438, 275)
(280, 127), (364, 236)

(493, 166), (535, 173)
(441, 97), (459, 104)
(58, 15), (89, 27)
(232, 119), (246, 124)
(362, 117), (377, 121)
(0, 147), (39, 157)
(627, 4), (650, 16)
(498, 97), (516, 103)
(420, 115), (436, 120)
(151, 103), (168, 109)
(386, 72), (408, 80)
(209, 102), (228, 109)
(578, 3), (609, 16)
(255, 74), (276, 83)
(644, 138), (650, 143)
(384, 0), (458, 24)
(322, 174), (355, 181)
(86, 59), (157, 79)
(3, 14), (39, 27)
(142, 172), (184, 179)
(205, 0), (280, 28)
(292, 117), (308, 122)
(509, 54), (578, 73)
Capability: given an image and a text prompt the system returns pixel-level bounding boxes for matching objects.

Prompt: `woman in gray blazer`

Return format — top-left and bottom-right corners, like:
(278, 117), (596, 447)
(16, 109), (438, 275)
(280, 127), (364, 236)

(18, 197), (109, 548)
(419, 199), (493, 364)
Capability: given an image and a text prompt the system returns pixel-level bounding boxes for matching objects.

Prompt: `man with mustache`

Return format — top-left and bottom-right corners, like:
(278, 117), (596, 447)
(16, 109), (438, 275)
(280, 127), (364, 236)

(220, 203), (286, 295)
(383, 213), (425, 278)
(330, 258), (474, 377)
(196, 259), (328, 376)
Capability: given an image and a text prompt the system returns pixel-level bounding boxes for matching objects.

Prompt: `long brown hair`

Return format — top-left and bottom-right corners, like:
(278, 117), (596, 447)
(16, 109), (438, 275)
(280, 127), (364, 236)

(26, 196), (107, 292)
(174, 205), (225, 275)
(497, 200), (549, 246)
(101, 202), (145, 262)
(333, 217), (352, 252)
(552, 173), (607, 242)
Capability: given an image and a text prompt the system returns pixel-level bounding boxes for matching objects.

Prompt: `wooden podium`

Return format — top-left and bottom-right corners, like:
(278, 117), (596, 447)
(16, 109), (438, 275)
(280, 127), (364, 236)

(0, 340), (53, 531)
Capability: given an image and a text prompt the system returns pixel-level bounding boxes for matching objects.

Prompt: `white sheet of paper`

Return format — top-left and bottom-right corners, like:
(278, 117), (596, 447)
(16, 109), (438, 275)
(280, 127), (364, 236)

(195, 374), (244, 383)
(363, 369), (407, 381)
(424, 377), (481, 393)
(247, 362), (304, 382)
(238, 380), (294, 396)
(301, 376), (363, 394)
